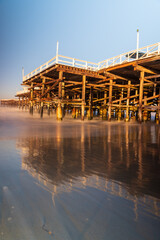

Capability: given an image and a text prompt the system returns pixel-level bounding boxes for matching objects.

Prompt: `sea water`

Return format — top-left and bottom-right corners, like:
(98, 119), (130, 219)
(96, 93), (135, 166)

(0, 107), (160, 240)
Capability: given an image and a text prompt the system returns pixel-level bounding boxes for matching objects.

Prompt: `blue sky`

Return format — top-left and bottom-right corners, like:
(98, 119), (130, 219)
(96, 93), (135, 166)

(0, 0), (160, 98)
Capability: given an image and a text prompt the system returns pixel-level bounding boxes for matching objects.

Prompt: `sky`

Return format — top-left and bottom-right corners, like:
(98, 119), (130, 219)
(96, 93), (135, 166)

(0, 0), (160, 99)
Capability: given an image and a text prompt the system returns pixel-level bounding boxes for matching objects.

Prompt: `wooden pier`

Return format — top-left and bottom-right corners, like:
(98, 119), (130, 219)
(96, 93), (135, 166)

(0, 99), (18, 106)
(16, 42), (160, 123)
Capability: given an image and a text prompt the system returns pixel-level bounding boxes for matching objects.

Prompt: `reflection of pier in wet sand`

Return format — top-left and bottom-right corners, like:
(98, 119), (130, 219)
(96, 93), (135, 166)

(17, 123), (160, 222)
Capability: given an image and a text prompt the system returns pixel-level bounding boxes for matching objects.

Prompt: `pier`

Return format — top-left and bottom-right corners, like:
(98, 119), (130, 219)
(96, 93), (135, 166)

(16, 42), (160, 123)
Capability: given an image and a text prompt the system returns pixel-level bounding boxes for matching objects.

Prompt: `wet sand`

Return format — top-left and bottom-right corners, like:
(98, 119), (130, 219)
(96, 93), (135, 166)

(0, 107), (160, 240)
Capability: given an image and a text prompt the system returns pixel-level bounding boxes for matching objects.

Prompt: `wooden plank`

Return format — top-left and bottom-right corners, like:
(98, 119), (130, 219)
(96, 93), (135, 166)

(134, 64), (157, 74)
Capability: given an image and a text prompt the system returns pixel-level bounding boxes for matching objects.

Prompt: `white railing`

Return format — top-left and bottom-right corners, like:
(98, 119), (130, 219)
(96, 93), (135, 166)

(23, 42), (160, 82)
(57, 55), (98, 71)
(98, 42), (160, 69)
(23, 55), (98, 81)
(16, 89), (30, 95)
(23, 56), (57, 81)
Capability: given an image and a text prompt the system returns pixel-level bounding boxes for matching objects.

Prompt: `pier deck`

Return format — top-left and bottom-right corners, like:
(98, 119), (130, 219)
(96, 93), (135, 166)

(16, 42), (160, 122)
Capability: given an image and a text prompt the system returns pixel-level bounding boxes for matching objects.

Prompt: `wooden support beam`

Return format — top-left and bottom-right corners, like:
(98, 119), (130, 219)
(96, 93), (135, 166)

(30, 82), (34, 100)
(45, 79), (57, 85)
(112, 94), (139, 103)
(88, 86), (93, 120)
(57, 71), (63, 120)
(65, 82), (82, 88)
(30, 82), (34, 114)
(153, 84), (156, 96)
(146, 74), (160, 79)
(62, 81), (65, 99)
(61, 80), (65, 117)
(158, 88), (160, 122)
(89, 87), (93, 107)
(58, 71), (63, 99)
(68, 99), (82, 102)
(125, 81), (131, 121)
(41, 79), (61, 97)
(104, 90), (107, 106)
(103, 71), (130, 81)
(111, 104), (137, 108)
(143, 82), (156, 87)
(42, 78), (45, 95)
(57, 65), (106, 79)
(40, 75), (58, 81)
(134, 64), (157, 75)
(81, 75), (86, 120)
(93, 97), (109, 103)
(58, 82), (62, 98)
(142, 94), (159, 102)
(87, 82), (131, 89)
(47, 86), (50, 99)
(144, 78), (154, 84)
(96, 78), (113, 84)
(65, 80), (82, 84)
(144, 95), (147, 105)
(108, 79), (113, 121)
(138, 71), (144, 122)
(103, 82), (130, 88)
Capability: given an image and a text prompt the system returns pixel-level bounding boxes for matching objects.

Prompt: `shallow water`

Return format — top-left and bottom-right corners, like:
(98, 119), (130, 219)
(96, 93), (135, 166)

(0, 107), (160, 240)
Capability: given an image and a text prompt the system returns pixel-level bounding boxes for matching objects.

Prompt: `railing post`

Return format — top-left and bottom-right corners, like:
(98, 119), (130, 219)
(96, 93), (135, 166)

(120, 55), (122, 64)
(86, 61), (88, 69)
(98, 63), (100, 70)
(73, 58), (75, 67)
(113, 58), (115, 66)
(22, 67), (24, 82)
(56, 41), (59, 64)
(56, 55), (58, 64)
(106, 60), (108, 68)
(136, 29), (139, 60)
(147, 47), (149, 57)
